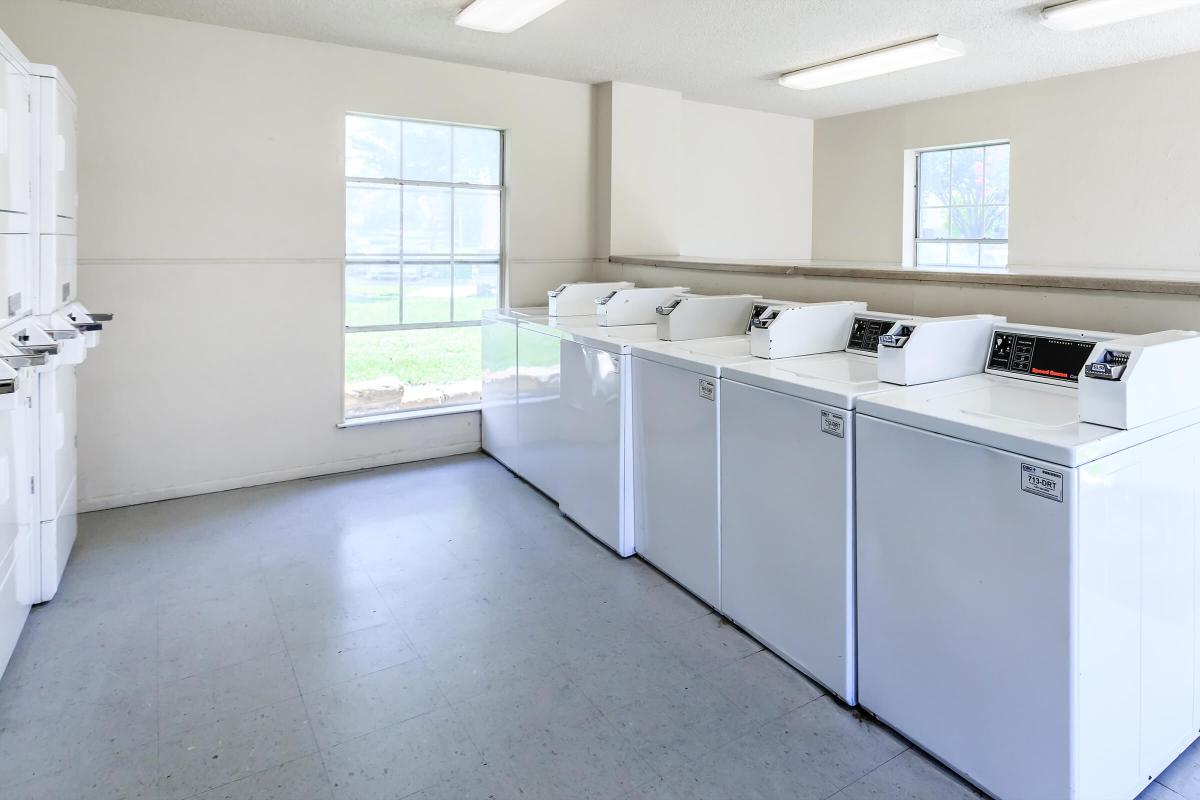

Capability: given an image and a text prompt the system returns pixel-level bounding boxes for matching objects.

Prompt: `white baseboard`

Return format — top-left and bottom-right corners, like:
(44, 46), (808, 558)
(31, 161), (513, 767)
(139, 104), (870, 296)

(78, 441), (482, 513)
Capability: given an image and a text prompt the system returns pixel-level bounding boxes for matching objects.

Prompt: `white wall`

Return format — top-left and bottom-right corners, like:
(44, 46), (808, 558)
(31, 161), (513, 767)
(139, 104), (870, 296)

(812, 51), (1200, 271)
(594, 84), (815, 261)
(679, 101), (813, 260)
(0, 0), (597, 509)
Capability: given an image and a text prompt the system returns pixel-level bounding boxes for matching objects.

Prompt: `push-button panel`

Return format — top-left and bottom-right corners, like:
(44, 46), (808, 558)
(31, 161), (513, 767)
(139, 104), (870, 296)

(986, 330), (1099, 383)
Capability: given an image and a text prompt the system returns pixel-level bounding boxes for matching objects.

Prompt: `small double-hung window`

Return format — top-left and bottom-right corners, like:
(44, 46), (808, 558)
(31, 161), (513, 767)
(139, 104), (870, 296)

(914, 142), (1009, 269)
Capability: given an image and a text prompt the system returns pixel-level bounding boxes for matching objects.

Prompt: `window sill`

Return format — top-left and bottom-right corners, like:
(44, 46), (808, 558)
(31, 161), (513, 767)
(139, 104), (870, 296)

(339, 403), (481, 428)
(608, 255), (1200, 296)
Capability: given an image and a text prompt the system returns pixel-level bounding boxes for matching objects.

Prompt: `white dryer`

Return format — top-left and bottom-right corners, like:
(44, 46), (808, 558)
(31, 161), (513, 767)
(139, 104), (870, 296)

(554, 319), (661, 557)
(856, 322), (1200, 800)
(631, 300), (863, 609)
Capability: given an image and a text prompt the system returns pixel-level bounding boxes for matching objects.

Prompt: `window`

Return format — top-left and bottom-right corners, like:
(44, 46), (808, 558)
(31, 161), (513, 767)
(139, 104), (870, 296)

(344, 115), (503, 419)
(914, 142), (1009, 269)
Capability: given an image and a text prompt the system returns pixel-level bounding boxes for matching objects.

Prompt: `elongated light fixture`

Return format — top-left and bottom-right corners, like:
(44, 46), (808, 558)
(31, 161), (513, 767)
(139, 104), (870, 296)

(779, 35), (965, 91)
(1041, 0), (1200, 30)
(456, 0), (568, 32)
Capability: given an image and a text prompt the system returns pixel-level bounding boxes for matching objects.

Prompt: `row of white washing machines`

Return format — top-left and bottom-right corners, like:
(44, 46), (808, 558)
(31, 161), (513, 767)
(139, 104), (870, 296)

(481, 280), (1200, 800)
(0, 29), (111, 677)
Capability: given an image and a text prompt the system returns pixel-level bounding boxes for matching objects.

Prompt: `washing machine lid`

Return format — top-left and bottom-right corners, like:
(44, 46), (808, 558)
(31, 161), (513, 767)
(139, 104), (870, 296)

(856, 373), (1200, 467)
(632, 335), (760, 378)
(556, 321), (660, 355)
(722, 351), (889, 410)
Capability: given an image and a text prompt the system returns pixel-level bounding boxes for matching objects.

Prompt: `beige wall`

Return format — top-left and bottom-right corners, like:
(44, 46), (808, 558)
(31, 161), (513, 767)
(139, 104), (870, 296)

(0, 0), (597, 509)
(679, 100), (813, 260)
(812, 51), (1200, 272)
(594, 84), (815, 261)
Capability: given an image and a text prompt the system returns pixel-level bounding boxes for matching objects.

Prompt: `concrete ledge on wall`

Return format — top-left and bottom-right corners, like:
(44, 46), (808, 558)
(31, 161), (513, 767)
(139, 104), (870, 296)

(609, 255), (1200, 296)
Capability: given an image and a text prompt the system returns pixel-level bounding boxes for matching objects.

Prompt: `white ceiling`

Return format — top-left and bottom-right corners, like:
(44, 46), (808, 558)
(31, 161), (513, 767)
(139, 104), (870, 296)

(66, 0), (1200, 118)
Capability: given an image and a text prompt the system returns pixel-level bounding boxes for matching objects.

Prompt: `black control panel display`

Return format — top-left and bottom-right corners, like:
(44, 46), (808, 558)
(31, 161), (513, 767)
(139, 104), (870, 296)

(987, 332), (1097, 382)
(846, 317), (899, 353)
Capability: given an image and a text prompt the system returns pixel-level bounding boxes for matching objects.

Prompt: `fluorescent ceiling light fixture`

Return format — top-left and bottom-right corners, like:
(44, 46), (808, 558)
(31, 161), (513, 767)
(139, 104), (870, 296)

(455, 0), (568, 33)
(779, 35), (965, 91)
(1041, 0), (1200, 30)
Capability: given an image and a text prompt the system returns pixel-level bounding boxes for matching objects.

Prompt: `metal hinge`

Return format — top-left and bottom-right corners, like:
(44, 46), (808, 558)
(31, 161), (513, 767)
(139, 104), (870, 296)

(29, 476), (35, 494)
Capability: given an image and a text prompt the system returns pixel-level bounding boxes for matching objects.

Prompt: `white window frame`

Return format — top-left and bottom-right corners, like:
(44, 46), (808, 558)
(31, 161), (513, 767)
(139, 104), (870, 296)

(342, 113), (506, 424)
(901, 140), (1009, 270)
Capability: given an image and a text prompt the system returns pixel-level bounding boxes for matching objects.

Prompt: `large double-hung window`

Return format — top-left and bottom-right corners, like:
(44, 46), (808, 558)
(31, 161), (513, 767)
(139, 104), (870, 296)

(914, 142), (1009, 269)
(344, 114), (503, 420)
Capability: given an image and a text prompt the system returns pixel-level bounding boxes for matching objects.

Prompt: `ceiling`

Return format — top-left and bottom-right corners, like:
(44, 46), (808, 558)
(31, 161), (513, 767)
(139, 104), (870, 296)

(66, 0), (1200, 118)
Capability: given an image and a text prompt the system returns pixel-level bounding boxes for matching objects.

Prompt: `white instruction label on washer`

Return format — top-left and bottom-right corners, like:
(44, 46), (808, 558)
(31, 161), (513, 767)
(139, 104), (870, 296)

(698, 378), (715, 401)
(1021, 463), (1063, 502)
(820, 410), (845, 438)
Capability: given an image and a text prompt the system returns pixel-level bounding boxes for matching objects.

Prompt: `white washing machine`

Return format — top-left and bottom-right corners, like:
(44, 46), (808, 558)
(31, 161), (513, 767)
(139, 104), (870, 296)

(555, 319), (661, 557)
(720, 313), (999, 704)
(631, 299), (864, 609)
(856, 323), (1200, 800)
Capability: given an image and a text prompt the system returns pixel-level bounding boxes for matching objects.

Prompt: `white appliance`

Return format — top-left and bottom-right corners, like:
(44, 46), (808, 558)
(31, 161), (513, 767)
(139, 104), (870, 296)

(631, 299), (833, 608)
(595, 286), (688, 327)
(0, 316), (54, 674)
(0, 29), (32, 326)
(654, 294), (761, 341)
(25, 65), (107, 604)
(555, 319), (661, 556)
(547, 281), (633, 317)
(856, 322), (1200, 800)
(719, 312), (1000, 705)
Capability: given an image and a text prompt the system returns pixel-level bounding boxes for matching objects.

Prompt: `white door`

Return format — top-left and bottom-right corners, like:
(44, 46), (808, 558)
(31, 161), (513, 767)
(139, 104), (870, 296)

(481, 317), (519, 472)
(559, 339), (625, 554)
(856, 414), (1074, 800)
(0, 233), (29, 325)
(53, 84), (77, 223)
(0, 53), (30, 219)
(632, 356), (720, 608)
(0, 375), (35, 678)
(719, 381), (856, 703)
(516, 326), (562, 501)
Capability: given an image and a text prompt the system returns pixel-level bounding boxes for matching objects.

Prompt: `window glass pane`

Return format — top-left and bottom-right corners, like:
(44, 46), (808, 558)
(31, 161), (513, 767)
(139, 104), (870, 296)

(980, 243), (1009, 267)
(344, 327), (482, 418)
(916, 242), (947, 267)
(454, 127), (502, 185)
(919, 150), (951, 208)
(950, 147), (985, 207)
(949, 206), (984, 239)
(346, 262), (400, 327)
(454, 188), (501, 255)
(346, 184), (400, 256)
(983, 206), (1009, 239)
(403, 122), (452, 182)
(454, 262), (499, 322)
(948, 242), (980, 267)
(403, 186), (452, 254)
(402, 261), (451, 324)
(918, 208), (949, 240)
(984, 144), (1010, 204)
(346, 115), (401, 179)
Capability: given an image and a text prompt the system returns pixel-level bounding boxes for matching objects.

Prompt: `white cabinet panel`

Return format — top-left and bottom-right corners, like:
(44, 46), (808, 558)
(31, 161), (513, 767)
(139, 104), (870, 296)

(720, 380), (856, 703)
(0, 50), (30, 221)
(515, 326), (562, 501)
(481, 317), (519, 472)
(632, 355), (719, 608)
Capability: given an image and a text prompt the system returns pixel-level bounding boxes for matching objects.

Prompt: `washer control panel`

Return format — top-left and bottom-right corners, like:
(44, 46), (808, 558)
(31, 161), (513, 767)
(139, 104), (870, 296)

(846, 316), (902, 354)
(987, 331), (1098, 383)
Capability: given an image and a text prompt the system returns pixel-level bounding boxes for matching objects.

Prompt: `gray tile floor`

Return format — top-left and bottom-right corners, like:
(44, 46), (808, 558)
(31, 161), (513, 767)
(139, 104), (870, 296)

(0, 453), (1193, 800)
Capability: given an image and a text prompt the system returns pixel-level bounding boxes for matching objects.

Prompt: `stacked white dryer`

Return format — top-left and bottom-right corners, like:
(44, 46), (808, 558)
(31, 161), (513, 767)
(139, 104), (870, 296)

(24, 64), (108, 605)
(0, 26), (35, 677)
